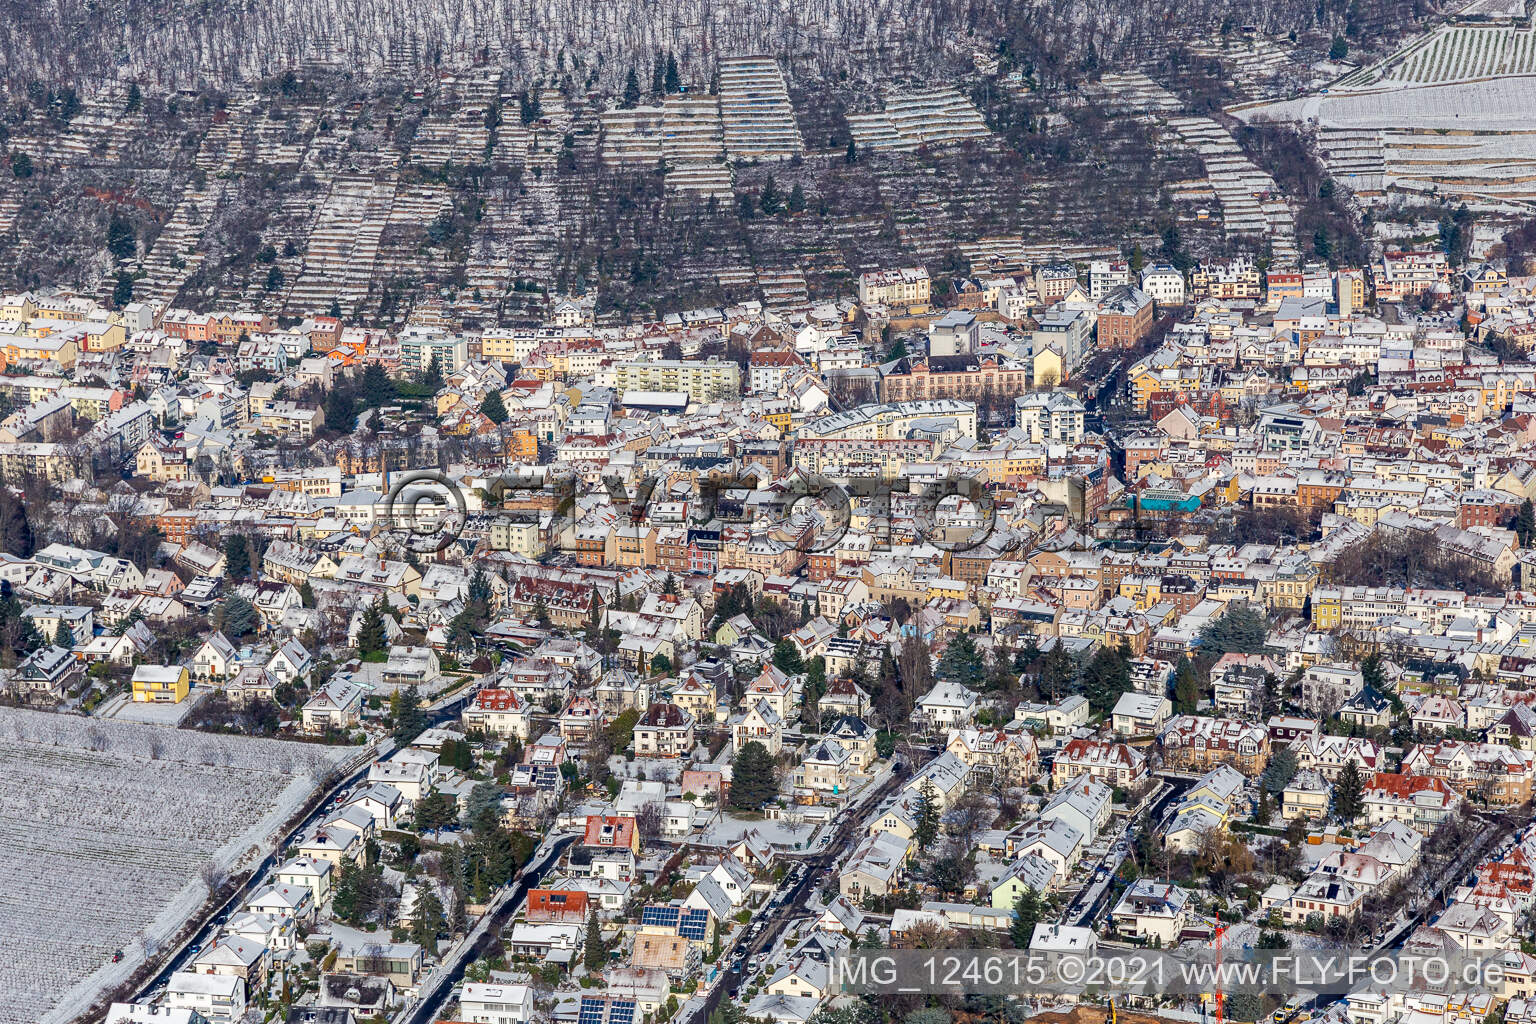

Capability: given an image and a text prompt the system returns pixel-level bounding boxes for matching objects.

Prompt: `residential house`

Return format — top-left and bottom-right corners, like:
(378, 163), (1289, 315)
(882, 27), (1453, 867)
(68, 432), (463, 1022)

(1110, 880), (1192, 944)
(633, 702), (696, 758)
(1051, 737), (1148, 790)
(131, 664), (191, 703)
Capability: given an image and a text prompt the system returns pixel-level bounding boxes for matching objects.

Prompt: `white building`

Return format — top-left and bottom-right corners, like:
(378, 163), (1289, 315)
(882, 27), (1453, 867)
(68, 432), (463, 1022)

(166, 971), (246, 1022)
(459, 982), (535, 1024)
(1140, 263), (1186, 307)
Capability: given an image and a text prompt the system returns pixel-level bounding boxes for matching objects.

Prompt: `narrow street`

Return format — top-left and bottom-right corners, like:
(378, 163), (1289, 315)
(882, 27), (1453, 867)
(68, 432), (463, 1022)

(131, 745), (384, 1003)
(1069, 774), (1193, 929)
(683, 767), (909, 1024)
(1368, 810), (1516, 953)
(396, 833), (579, 1024)
(131, 682), (483, 1006)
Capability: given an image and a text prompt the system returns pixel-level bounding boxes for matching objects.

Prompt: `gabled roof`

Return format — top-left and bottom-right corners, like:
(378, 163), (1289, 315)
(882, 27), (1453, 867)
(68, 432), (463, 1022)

(684, 877), (733, 921)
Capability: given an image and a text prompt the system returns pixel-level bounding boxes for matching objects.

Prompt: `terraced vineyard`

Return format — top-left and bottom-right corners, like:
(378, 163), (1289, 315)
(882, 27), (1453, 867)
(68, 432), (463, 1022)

(1340, 25), (1536, 87)
(1236, 74), (1536, 211)
(845, 87), (992, 153)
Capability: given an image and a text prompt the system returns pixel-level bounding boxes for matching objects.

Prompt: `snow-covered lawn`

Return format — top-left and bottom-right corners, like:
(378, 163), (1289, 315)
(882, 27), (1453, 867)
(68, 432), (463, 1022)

(107, 690), (205, 725)
(0, 707), (357, 1024)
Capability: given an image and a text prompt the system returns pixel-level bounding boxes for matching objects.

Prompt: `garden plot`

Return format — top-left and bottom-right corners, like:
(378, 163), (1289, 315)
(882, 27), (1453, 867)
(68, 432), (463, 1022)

(0, 707), (354, 1024)
(107, 692), (202, 725)
(1187, 35), (1300, 94)
(599, 107), (665, 168)
(757, 268), (810, 308)
(962, 237), (1121, 276)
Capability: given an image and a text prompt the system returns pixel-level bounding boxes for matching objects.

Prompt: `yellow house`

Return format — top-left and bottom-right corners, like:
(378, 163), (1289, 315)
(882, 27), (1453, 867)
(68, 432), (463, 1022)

(131, 664), (191, 703)
(0, 294), (37, 320)
(3, 334), (78, 368)
(926, 578), (967, 601)
(762, 399), (792, 434)
(136, 442), (190, 483)
(435, 390), (467, 417)
(1311, 587), (1343, 631)
(1129, 365), (1162, 413)
(1258, 560), (1318, 612)
(79, 321), (127, 352)
(1129, 363), (1202, 414)
(1119, 574), (1163, 610)
(1032, 346), (1064, 389)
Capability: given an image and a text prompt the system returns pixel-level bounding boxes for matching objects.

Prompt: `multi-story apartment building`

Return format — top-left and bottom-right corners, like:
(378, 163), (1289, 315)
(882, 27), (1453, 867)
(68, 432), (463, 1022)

(857, 267), (932, 308)
(1034, 263), (1080, 303)
(1402, 741), (1536, 805)
(1089, 259), (1130, 301)
(398, 326), (469, 376)
(613, 358), (741, 402)
(1191, 256), (1261, 301)
(1362, 772), (1462, 833)
(1097, 285), (1155, 347)
(877, 353), (1033, 404)
(1139, 263), (1186, 307)
(1159, 715), (1271, 774)
(1051, 737), (1148, 789)
(1374, 250), (1450, 303)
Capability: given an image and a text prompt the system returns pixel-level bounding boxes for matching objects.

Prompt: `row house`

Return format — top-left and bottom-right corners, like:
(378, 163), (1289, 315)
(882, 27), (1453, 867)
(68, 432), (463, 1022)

(878, 353), (1033, 404)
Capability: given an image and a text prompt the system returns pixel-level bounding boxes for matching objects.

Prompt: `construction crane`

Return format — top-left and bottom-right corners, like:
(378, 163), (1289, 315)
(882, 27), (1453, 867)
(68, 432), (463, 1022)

(1213, 923), (1227, 1024)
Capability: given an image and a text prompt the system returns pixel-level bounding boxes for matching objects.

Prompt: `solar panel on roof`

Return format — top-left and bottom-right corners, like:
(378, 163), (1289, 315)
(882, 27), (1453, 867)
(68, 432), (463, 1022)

(610, 1000), (636, 1024)
(679, 907), (710, 940)
(641, 904), (681, 929)
(579, 998), (607, 1024)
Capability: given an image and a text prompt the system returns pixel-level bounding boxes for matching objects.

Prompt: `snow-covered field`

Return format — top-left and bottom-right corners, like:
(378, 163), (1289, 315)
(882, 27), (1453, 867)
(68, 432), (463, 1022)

(1232, 75), (1536, 206)
(0, 707), (356, 1024)
(1235, 76), (1536, 130)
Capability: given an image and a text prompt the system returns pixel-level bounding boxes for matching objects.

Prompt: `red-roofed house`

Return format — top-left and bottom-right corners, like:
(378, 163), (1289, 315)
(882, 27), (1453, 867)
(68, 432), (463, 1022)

(584, 815), (640, 854)
(525, 888), (590, 923)
(748, 350), (808, 395)
(1363, 772), (1463, 833)
(461, 688), (533, 741)
(1051, 738), (1147, 789)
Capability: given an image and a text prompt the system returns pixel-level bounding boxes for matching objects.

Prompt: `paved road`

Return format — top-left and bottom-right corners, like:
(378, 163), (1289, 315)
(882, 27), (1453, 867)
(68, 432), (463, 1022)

(396, 833), (579, 1024)
(685, 767), (908, 1024)
(1068, 774), (1193, 929)
(133, 744), (385, 1000)
(131, 682), (485, 1005)
(1368, 810), (1516, 953)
